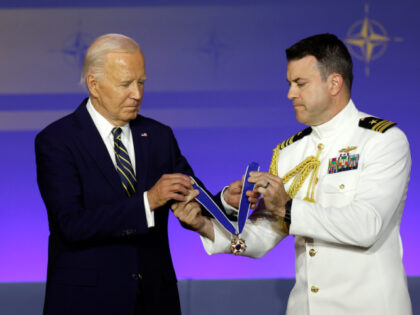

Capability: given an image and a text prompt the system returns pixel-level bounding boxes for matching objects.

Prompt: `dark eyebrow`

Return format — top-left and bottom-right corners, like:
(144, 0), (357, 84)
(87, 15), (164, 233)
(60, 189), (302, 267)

(286, 77), (304, 84)
(293, 78), (305, 83)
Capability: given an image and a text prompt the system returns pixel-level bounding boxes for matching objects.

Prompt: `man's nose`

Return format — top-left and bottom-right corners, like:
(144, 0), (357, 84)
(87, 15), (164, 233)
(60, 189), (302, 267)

(130, 84), (143, 100)
(287, 85), (296, 100)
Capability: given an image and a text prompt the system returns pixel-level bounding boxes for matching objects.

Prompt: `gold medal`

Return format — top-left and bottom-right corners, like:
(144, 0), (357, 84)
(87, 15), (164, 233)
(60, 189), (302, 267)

(230, 235), (246, 255)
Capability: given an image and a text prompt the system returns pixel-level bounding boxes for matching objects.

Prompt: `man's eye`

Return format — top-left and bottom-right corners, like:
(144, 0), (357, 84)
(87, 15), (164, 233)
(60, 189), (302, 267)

(297, 82), (306, 87)
(138, 81), (144, 86)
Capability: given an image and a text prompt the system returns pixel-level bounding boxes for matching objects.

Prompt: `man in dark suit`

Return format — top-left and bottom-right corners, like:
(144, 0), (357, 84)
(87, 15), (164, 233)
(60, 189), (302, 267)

(35, 33), (225, 315)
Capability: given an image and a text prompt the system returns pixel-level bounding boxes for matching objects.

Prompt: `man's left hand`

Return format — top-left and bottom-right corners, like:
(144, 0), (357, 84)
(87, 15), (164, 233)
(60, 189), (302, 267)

(172, 189), (215, 241)
(248, 172), (290, 217)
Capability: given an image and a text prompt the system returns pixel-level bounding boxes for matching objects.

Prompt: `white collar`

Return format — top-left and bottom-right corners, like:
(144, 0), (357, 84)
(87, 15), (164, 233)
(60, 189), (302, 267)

(311, 99), (358, 139)
(86, 98), (131, 139)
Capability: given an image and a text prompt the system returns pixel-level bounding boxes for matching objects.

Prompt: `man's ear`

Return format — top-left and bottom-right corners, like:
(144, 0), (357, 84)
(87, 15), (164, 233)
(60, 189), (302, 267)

(328, 73), (344, 96)
(86, 73), (99, 98)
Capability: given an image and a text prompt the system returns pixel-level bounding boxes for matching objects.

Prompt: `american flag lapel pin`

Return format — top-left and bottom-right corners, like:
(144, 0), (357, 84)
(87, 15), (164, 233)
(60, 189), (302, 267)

(141, 132), (148, 137)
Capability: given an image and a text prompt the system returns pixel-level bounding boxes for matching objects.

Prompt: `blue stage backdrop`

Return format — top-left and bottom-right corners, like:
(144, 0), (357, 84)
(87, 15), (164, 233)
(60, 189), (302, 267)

(0, 0), (419, 282)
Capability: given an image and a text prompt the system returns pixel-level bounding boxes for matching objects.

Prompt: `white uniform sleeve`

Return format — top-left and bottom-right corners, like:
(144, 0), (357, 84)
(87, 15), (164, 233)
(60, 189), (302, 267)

(290, 128), (411, 248)
(201, 210), (288, 258)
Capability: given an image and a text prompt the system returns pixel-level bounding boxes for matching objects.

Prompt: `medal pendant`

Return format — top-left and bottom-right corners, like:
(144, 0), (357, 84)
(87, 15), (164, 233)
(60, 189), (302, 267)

(230, 236), (247, 255)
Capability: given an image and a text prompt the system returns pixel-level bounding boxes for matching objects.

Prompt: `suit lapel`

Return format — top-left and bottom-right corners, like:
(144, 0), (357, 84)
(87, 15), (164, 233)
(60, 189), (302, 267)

(73, 99), (124, 195)
(130, 116), (149, 194)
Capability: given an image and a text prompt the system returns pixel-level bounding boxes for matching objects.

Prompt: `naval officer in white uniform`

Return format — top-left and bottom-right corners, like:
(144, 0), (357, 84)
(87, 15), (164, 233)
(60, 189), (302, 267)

(171, 33), (412, 315)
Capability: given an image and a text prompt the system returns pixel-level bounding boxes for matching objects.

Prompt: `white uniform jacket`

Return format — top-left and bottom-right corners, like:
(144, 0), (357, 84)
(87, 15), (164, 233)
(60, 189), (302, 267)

(202, 100), (412, 315)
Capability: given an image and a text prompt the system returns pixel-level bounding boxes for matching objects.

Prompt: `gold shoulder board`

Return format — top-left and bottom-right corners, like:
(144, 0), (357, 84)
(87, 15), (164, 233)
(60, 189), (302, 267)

(279, 127), (312, 150)
(359, 116), (396, 133)
(269, 127), (312, 176)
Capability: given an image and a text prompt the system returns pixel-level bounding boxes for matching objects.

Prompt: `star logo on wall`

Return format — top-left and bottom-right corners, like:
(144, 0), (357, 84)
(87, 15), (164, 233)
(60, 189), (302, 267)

(198, 33), (229, 66)
(345, 4), (403, 76)
(59, 30), (93, 68)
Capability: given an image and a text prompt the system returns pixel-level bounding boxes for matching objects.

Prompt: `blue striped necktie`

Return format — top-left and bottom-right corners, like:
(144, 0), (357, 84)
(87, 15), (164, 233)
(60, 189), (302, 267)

(112, 127), (137, 196)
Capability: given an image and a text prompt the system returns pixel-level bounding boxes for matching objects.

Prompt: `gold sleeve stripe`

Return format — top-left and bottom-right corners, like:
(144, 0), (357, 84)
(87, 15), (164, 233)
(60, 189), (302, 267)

(359, 116), (396, 133)
(378, 121), (396, 133)
(280, 136), (293, 149)
(278, 127), (312, 151)
(372, 120), (389, 131)
(269, 128), (312, 176)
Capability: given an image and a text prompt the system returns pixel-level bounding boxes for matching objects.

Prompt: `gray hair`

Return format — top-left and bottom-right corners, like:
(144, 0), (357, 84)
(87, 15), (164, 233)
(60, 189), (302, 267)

(80, 33), (141, 87)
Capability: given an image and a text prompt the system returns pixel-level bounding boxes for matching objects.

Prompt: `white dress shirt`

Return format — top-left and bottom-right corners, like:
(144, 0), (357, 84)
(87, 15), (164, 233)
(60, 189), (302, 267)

(86, 98), (154, 227)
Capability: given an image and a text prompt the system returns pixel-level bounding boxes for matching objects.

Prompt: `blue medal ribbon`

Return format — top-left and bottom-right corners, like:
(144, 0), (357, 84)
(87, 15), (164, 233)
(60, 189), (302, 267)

(192, 162), (260, 236)
(237, 162), (260, 233)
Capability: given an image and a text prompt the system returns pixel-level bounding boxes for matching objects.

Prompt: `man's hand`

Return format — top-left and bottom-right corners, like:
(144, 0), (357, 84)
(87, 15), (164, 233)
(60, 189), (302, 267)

(248, 171), (290, 218)
(147, 174), (194, 210)
(224, 179), (260, 209)
(172, 189), (214, 241)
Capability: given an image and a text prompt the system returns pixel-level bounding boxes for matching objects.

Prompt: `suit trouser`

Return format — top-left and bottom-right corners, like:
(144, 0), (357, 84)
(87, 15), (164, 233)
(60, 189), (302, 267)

(135, 283), (146, 315)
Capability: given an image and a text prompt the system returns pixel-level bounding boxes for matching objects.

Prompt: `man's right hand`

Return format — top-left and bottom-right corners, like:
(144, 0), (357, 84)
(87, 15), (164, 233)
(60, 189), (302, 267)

(224, 179), (260, 209)
(147, 174), (194, 210)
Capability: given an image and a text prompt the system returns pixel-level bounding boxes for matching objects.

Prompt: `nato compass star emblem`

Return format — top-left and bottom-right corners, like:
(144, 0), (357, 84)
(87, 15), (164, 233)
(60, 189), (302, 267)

(58, 30), (93, 68)
(345, 4), (403, 76)
(198, 32), (229, 67)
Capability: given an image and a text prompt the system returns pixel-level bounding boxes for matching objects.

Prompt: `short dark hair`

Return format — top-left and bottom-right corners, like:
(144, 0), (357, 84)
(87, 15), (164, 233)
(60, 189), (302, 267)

(286, 33), (353, 92)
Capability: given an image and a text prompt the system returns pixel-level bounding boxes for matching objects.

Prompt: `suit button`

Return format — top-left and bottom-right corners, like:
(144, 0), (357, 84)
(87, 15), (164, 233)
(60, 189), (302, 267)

(311, 285), (319, 293)
(339, 184), (345, 190)
(309, 249), (316, 257)
(131, 273), (142, 280)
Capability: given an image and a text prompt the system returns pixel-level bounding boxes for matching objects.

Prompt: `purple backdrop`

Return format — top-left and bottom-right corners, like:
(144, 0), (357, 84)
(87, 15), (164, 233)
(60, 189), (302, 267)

(0, 0), (419, 282)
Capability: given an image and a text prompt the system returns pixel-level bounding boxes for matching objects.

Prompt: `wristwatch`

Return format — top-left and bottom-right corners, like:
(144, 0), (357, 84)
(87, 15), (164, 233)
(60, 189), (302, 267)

(284, 199), (293, 224)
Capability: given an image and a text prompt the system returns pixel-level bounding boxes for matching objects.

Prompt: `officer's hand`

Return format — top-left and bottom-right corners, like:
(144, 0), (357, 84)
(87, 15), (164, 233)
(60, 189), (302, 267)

(147, 174), (194, 210)
(248, 172), (290, 217)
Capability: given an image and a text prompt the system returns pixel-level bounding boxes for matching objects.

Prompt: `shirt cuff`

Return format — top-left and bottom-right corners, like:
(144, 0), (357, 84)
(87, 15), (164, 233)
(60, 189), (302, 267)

(220, 186), (239, 216)
(200, 219), (231, 255)
(143, 191), (155, 228)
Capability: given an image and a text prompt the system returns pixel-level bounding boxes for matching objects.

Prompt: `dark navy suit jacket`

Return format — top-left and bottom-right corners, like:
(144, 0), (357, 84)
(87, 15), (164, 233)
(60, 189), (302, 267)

(35, 99), (195, 315)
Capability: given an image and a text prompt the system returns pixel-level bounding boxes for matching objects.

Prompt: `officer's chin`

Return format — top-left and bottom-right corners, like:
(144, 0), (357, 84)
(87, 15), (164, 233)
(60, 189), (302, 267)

(295, 113), (307, 125)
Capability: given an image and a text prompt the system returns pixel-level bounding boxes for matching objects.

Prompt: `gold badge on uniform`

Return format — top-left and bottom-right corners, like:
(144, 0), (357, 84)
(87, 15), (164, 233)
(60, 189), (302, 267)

(339, 146), (357, 153)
